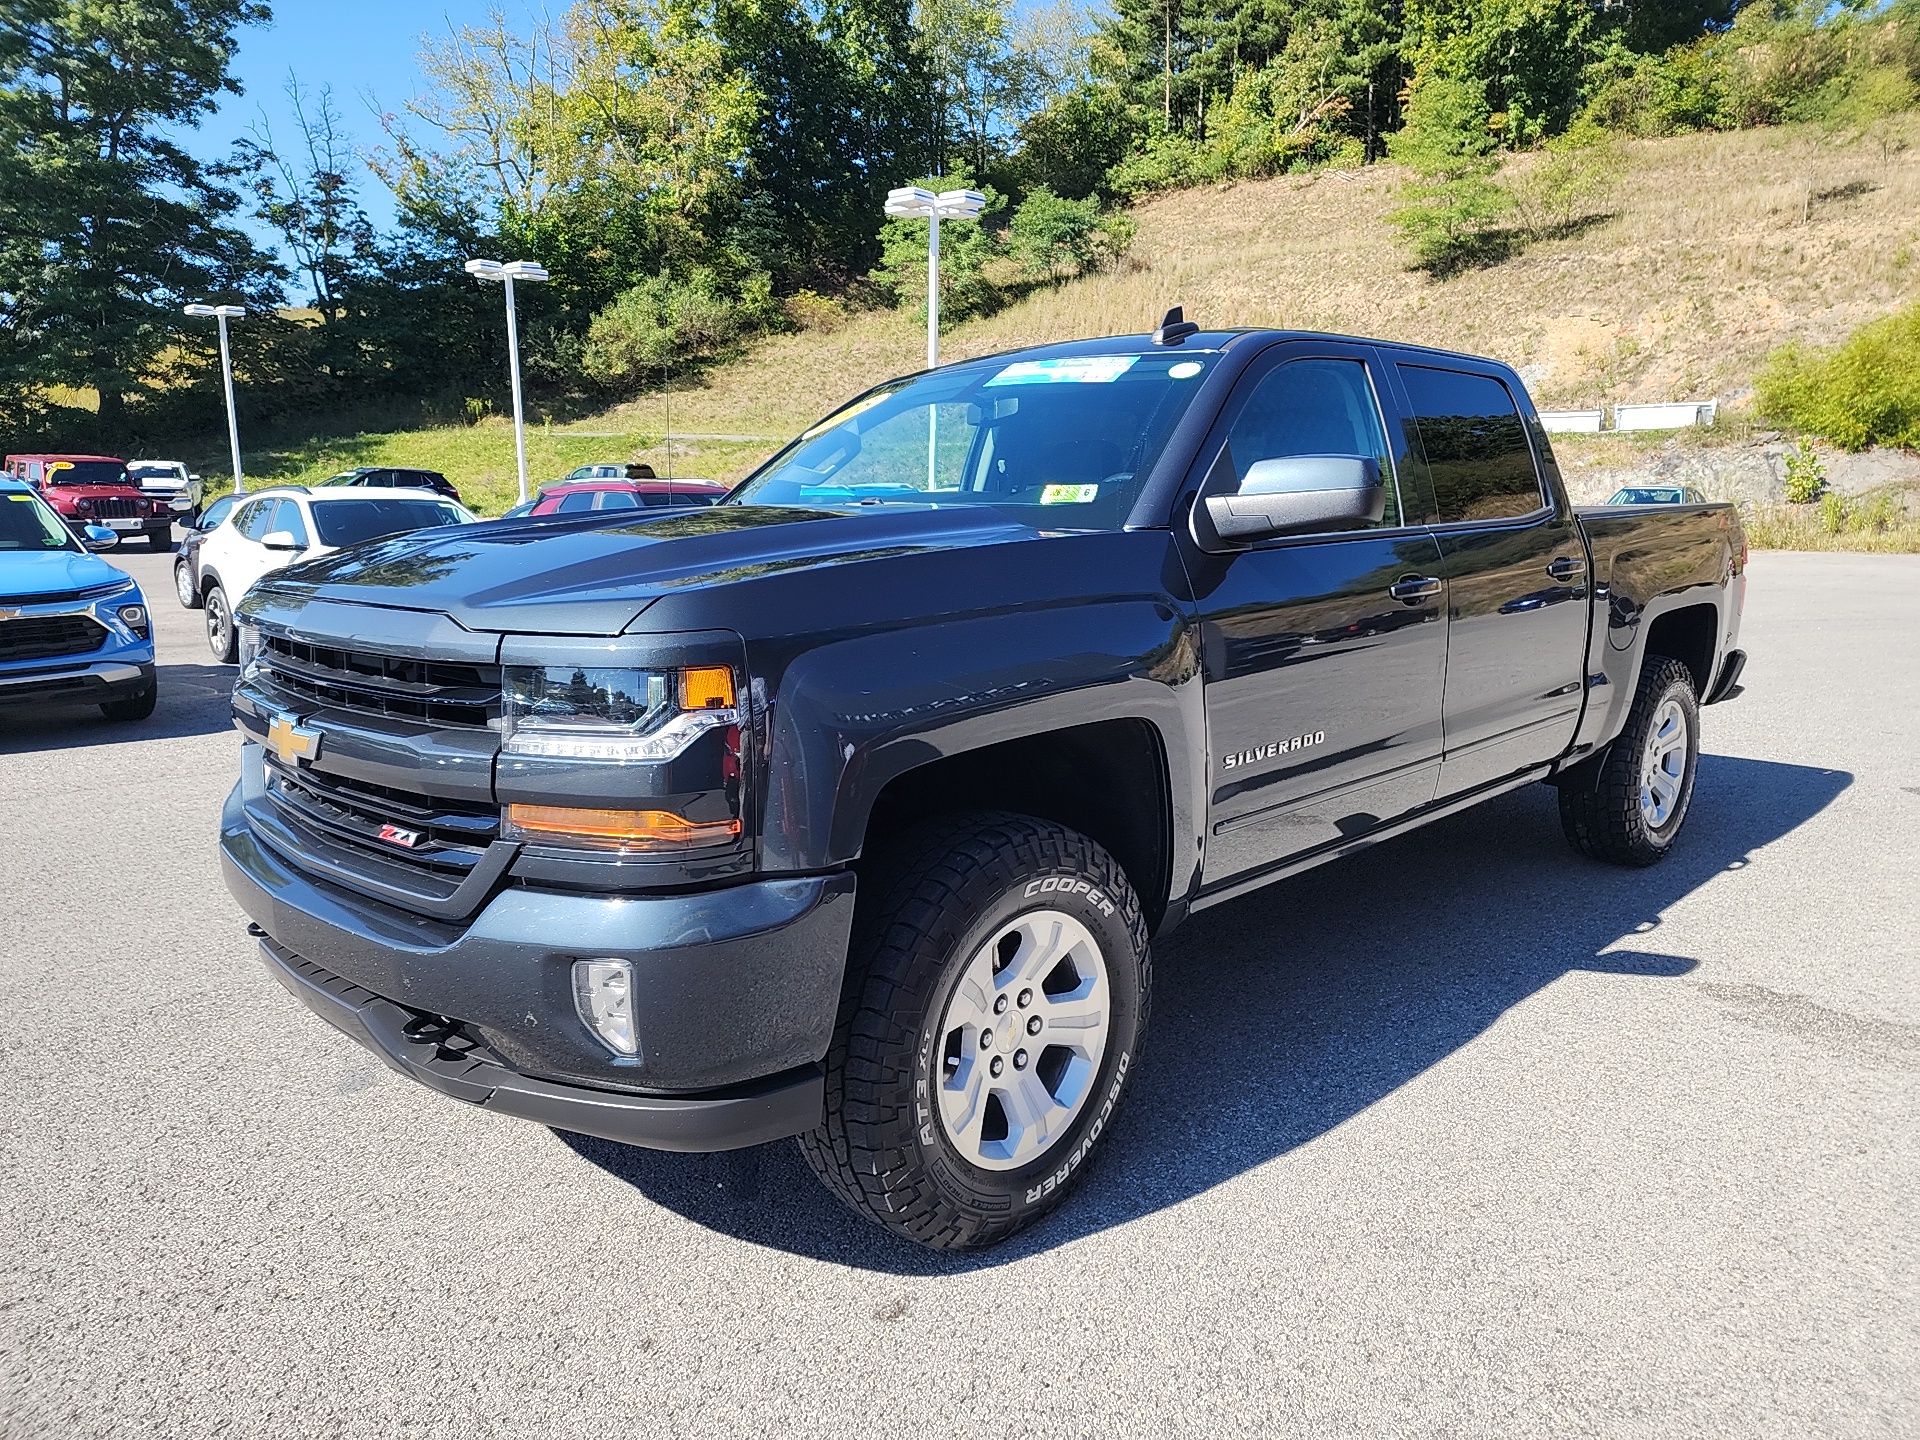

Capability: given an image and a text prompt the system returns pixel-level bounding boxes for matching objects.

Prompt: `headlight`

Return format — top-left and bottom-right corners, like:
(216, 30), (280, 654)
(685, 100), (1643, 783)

(236, 621), (263, 677)
(501, 664), (737, 762)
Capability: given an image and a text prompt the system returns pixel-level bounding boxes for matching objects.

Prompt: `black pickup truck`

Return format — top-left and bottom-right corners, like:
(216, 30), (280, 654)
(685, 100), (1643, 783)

(220, 321), (1748, 1250)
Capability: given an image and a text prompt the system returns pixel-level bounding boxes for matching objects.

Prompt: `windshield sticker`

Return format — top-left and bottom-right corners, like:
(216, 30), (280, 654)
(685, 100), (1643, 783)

(985, 356), (1138, 387)
(1040, 484), (1099, 505)
(1168, 361), (1204, 379)
(801, 390), (894, 439)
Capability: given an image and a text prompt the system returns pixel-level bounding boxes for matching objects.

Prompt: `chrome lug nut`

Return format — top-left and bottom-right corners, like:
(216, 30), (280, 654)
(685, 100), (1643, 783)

(990, 1056), (1004, 1077)
(993, 994), (1009, 1014)
(1013, 1049), (1029, 1070)
(1026, 1015), (1041, 1035)
(979, 1028), (992, 1049)
(1018, 988), (1033, 1008)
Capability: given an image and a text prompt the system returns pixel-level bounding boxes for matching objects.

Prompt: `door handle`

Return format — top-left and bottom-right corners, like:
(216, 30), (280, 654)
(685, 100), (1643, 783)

(1546, 556), (1586, 581)
(1388, 575), (1442, 604)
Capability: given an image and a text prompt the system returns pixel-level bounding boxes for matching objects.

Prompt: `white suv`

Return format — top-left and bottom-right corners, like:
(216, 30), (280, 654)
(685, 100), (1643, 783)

(197, 486), (476, 661)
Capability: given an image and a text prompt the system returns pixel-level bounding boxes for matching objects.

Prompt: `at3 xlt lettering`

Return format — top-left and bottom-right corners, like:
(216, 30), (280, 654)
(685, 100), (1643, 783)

(220, 319), (1749, 1251)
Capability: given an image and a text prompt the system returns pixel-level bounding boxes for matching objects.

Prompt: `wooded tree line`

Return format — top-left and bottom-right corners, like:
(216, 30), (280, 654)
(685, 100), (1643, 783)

(1, 0), (1914, 446)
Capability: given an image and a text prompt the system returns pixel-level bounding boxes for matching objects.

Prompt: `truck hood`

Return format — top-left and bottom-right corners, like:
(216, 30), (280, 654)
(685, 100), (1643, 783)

(0, 550), (133, 602)
(250, 504), (1044, 635)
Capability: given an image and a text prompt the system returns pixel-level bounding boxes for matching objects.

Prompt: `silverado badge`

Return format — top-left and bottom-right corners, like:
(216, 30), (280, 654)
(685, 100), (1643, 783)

(265, 712), (322, 766)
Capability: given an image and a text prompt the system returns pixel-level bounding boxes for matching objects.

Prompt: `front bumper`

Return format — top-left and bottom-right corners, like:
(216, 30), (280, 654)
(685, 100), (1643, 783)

(220, 775), (857, 1151)
(0, 658), (153, 707)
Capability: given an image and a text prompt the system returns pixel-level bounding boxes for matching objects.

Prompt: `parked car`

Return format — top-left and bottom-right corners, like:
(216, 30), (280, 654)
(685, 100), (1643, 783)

(522, 478), (730, 514)
(195, 487), (476, 662)
(0, 478), (156, 720)
(220, 321), (1748, 1251)
(170, 491), (247, 611)
(3, 453), (173, 551)
(320, 466), (464, 503)
(559, 463), (629, 482)
(128, 459), (198, 516)
(1607, 485), (1707, 505)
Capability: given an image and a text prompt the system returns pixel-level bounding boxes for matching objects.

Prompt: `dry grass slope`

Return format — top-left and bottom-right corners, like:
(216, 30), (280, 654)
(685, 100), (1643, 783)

(236, 120), (1920, 520)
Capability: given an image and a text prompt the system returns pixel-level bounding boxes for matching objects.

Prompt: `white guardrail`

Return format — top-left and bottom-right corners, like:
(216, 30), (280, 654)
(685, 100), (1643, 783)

(1540, 401), (1718, 434)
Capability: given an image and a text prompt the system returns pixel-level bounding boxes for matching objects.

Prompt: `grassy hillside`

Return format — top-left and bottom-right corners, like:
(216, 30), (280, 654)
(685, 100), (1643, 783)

(215, 120), (1920, 517)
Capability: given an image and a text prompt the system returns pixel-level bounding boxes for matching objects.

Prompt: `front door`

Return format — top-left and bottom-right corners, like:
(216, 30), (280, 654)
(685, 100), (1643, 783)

(1391, 362), (1589, 797)
(1186, 345), (1450, 888)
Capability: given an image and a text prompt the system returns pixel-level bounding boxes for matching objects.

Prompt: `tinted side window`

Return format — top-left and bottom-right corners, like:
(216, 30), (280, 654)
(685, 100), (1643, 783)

(556, 491), (599, 513)
(595, 490), (640, 509)
(271, 499), (310, 547)
(1397, 366), (1543, 523)
(1225, 359), (1398, 528)
(232, 499), (274, 539)
(201, 495), (239, 530)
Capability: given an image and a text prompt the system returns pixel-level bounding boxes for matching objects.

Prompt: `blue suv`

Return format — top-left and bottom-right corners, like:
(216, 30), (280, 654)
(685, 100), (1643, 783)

(0, 477), (156, 720)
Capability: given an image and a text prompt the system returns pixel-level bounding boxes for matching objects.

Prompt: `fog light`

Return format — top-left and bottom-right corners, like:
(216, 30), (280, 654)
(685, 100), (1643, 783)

(118, 603), (149, 637)
(572, 958), (637, 1057)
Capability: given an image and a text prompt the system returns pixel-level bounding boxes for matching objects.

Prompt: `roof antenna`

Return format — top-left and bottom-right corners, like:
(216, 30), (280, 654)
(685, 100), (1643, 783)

(1152, 305), (1199, 346)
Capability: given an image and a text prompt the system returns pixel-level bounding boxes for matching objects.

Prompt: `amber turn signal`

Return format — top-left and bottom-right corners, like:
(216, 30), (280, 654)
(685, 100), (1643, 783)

(504, 804), (741, 849)
(679, 665), (736, 710)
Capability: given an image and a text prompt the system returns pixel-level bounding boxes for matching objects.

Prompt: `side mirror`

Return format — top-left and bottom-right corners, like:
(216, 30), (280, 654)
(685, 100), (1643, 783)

(1193, 454), (1384, 549)
(261, 530), (305, 552)
(82, 524), (120, 551)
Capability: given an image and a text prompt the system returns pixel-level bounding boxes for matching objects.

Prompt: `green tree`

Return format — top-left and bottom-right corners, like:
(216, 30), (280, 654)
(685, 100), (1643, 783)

(0, 0), (278, 431)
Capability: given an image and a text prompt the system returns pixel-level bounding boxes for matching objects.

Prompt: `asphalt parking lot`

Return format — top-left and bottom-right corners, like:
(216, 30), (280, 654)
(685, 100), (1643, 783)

(2, 547), (1915, 1439)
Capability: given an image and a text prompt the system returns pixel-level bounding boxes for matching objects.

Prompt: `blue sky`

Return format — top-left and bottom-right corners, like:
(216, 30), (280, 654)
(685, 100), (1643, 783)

(180, 2), (547, 242)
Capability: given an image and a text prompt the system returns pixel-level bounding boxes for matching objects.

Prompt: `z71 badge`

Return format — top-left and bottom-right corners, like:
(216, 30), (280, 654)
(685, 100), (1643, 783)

(1222, 731), (1325, 769)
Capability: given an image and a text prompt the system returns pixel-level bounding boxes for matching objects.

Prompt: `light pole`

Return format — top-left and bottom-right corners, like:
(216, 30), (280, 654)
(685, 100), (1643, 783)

(183, 303), (247, 495)
(883, 186), (986, 370)
(883, 187), (985, 490)
(465, 258), (550, 505)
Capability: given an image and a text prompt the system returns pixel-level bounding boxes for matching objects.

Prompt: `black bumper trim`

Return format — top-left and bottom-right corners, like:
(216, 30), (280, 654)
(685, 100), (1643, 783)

(261, 938), (826, 1152)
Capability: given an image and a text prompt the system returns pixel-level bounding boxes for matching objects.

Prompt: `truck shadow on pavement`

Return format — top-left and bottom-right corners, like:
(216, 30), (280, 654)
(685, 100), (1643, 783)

(0, 661), (234, 752)
(559, 753), (1850, 1273)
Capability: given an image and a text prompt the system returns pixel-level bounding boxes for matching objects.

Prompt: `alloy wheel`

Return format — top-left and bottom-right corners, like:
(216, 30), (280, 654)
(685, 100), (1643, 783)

(1639, 697), (1689, 830)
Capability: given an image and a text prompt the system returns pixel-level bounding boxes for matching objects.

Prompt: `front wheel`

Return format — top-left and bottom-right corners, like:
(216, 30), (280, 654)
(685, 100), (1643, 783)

(799, 812), (1151, 1251)
(1558, 655), (1700, 866)
(173, 562), (200, 610)
(205, 583), (238, 664)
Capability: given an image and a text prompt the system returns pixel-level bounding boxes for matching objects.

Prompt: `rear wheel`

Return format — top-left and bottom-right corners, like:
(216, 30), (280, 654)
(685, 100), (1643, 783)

(205, 583), (238, 664)
(1558, 656), (1700, 866)
(799, 812), (1150, 1250)
(173, 562), (200, 609)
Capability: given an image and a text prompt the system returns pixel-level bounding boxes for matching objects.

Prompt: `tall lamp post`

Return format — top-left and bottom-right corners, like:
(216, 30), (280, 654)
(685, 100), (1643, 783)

(183, 303), (247, 496)
(883, 186), (986, 369)
(883, 186), (985, 489)
(464, 258), (550, 505)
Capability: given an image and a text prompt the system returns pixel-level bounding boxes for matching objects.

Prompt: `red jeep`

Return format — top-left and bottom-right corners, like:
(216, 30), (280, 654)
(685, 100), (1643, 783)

(3, 453), (172, 551)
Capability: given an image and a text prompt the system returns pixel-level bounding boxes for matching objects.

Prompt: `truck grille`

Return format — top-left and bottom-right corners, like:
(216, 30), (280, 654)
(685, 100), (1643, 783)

(259, 635), (501, 728)
(0, 615), (107, 662)
(83, 496), (143, 519)
(265, 758), (499, 881)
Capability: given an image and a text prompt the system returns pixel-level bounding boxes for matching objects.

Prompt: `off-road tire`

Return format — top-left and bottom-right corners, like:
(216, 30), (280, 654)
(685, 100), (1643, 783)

(174, 562), (201, 609)
(205, 582), (238, 664)
(101, 675), (157, 722)
(799, 812), (1151, 1251)
(1558, 655), (1700, 866)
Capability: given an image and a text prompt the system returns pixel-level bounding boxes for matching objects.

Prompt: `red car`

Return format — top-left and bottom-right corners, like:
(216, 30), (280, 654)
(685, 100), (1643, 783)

(511, 478), (730, 517)
(4, 453), (173, 551)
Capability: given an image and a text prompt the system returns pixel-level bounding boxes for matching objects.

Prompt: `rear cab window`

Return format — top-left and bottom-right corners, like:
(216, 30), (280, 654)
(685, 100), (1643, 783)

(1396, 365), (1545, 523)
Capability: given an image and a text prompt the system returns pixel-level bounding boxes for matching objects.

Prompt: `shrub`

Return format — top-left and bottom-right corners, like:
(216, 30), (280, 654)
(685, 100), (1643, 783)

(1007, 187), (1136, 281)
(580, 268), (779, 385)
(1819, 489), (1847, 533)
(1784, 442), (1828, 503)
(1756, 301), (1920, 451)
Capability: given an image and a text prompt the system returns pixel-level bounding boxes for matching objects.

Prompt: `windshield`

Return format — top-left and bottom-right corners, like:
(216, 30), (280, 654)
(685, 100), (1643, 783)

(1, 491), (80, 552)
(312, 498), (467, 548)
(47, 461), (127, 487)
(732, 352), (1215, 530)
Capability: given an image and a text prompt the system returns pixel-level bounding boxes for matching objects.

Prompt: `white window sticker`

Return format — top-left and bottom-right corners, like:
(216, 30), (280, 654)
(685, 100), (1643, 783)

(1039, 483), (1099, 505)
(1168, 361), (1204, 379)
(985, 356), (1138, 387)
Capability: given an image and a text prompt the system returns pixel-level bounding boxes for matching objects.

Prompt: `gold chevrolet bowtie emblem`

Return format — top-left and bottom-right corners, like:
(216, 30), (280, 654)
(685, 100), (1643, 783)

(266, 712), (322, 765)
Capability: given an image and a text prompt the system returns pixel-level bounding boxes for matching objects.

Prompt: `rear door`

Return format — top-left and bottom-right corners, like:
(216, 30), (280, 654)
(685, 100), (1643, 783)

(1390, 361), (1588, 797)
(211, 496), (280, 599)
(1187, 341), (1449, 886)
